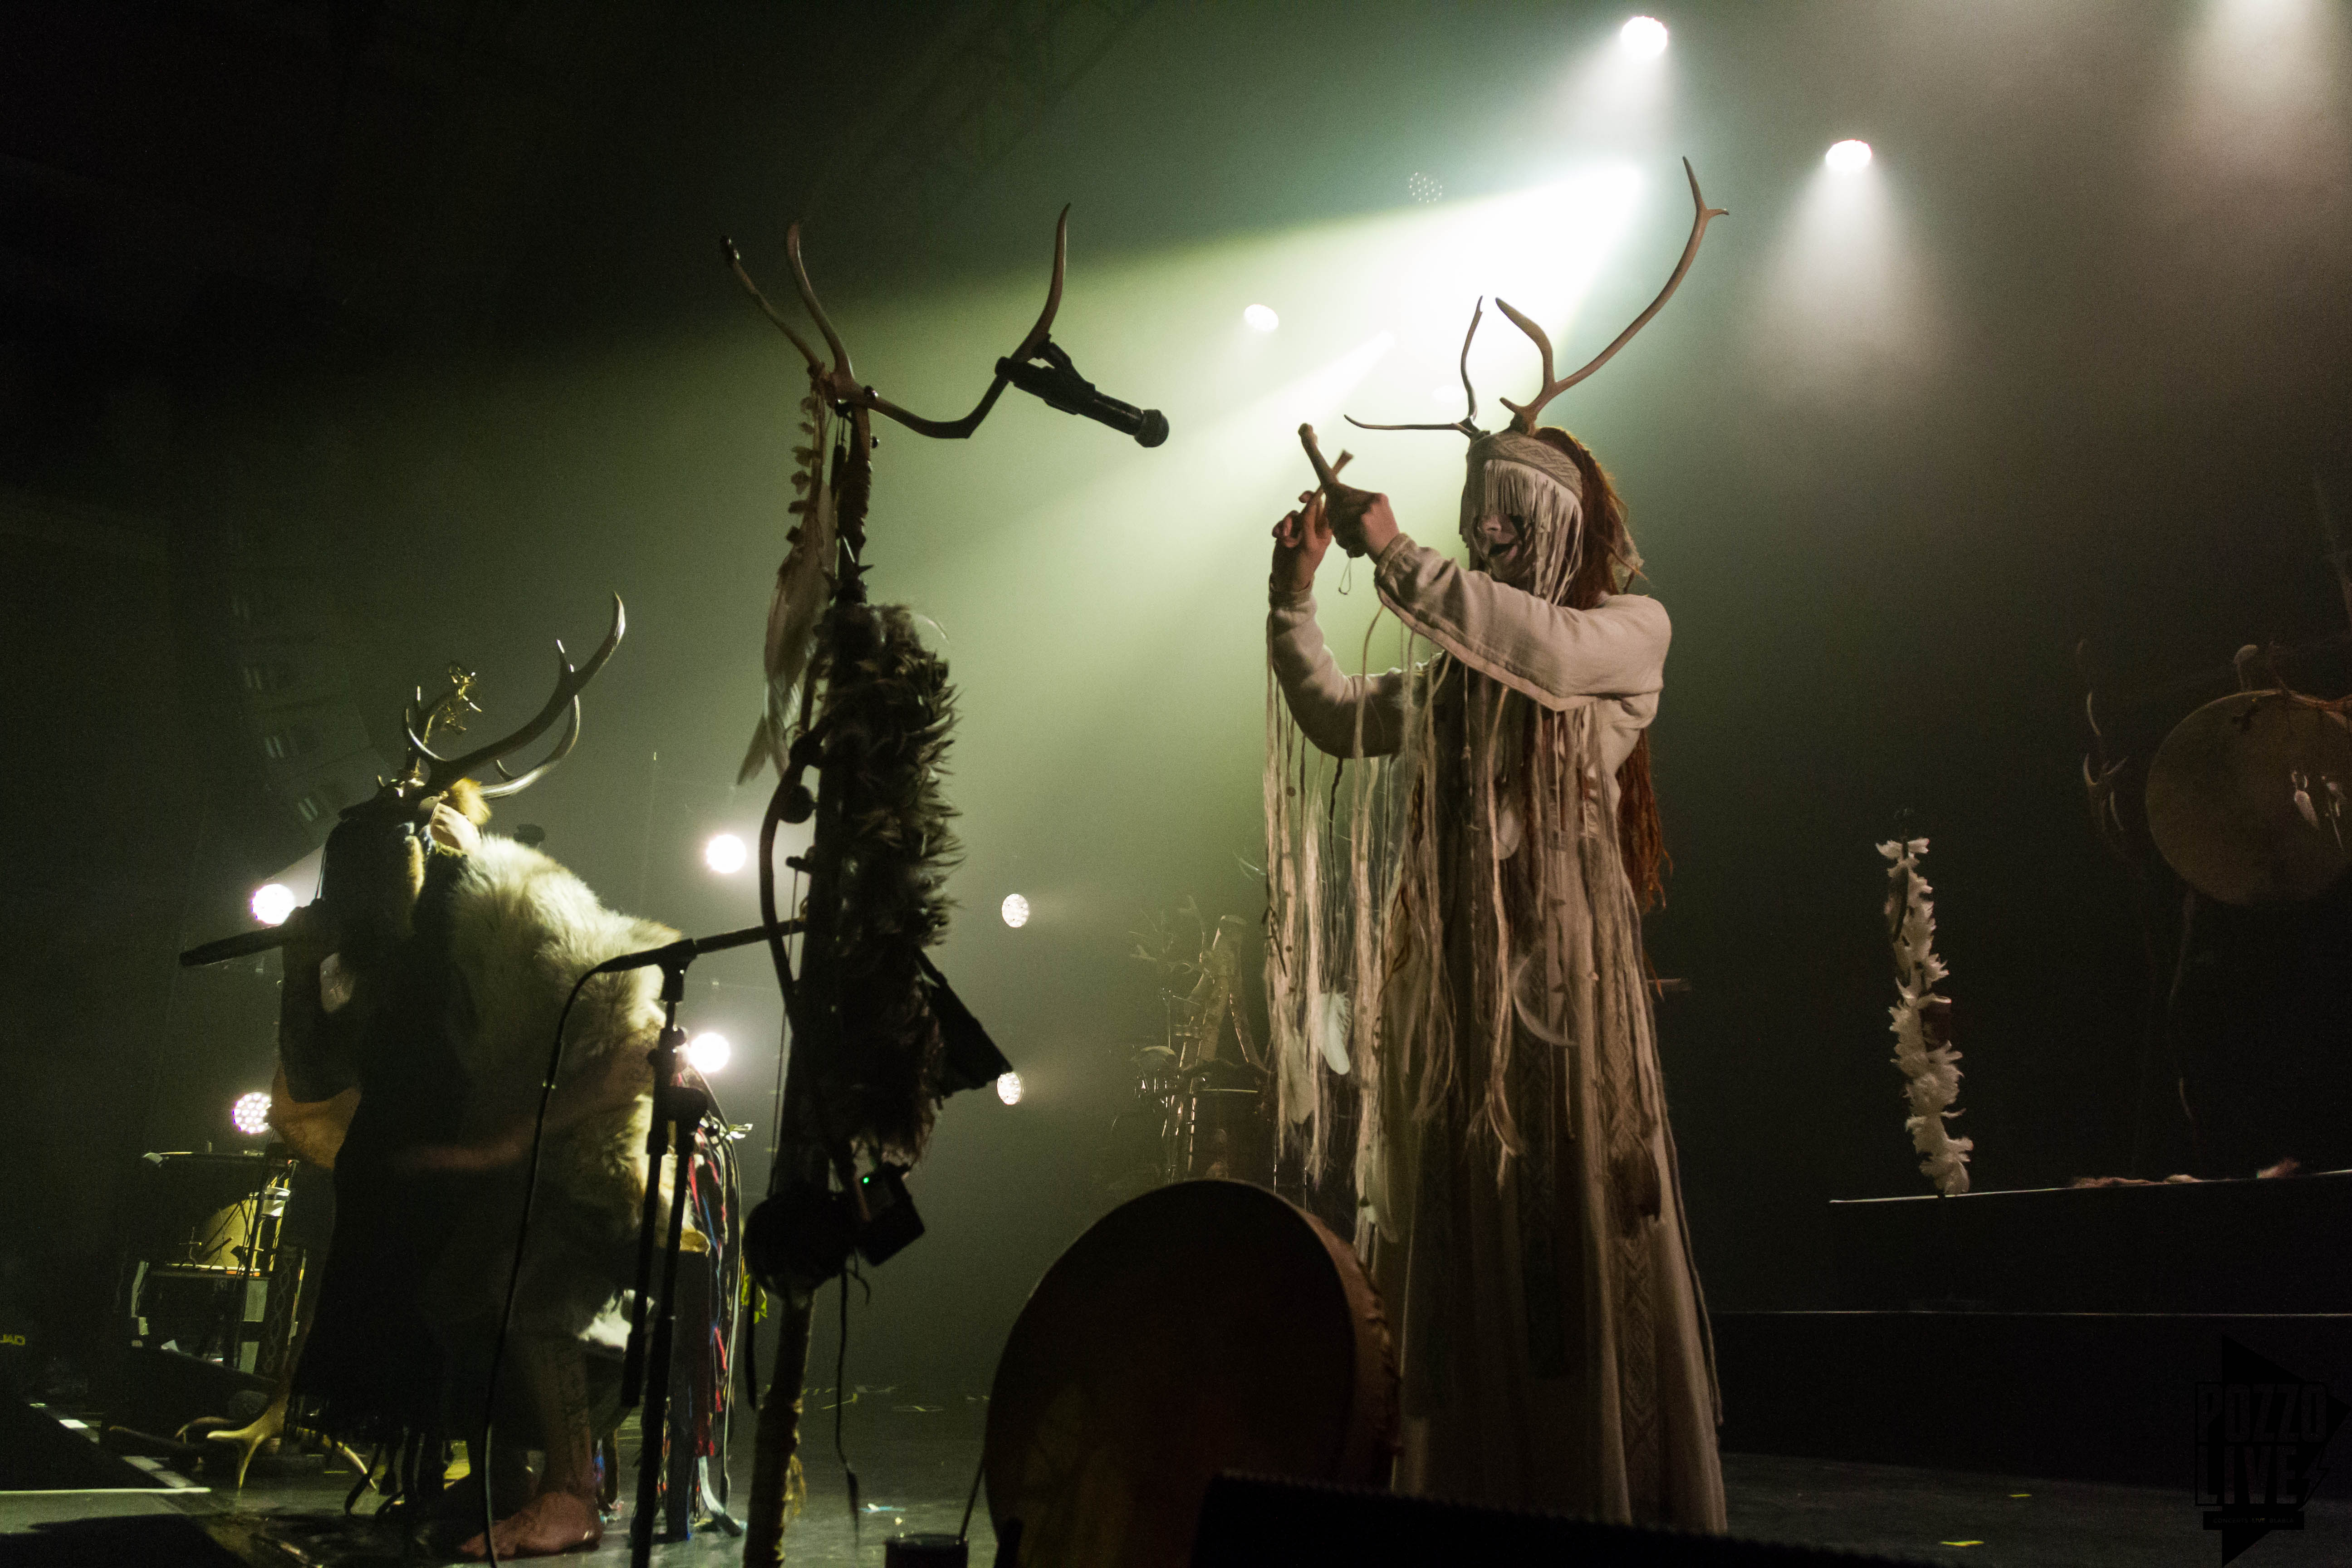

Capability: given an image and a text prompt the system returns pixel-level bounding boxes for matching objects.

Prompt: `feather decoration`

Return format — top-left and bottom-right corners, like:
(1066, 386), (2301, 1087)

(740, 392), (838, 784)
(811, 601), (963, 1162)
(1878, 836), (1973, 1195)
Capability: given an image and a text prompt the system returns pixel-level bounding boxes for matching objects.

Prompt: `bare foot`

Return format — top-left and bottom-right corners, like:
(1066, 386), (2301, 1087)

(459, 1491), (602, 1559)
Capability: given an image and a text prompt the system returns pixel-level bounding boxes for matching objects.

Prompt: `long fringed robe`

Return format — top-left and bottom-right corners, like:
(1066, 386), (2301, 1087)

(1267, 533), (1725, 1530)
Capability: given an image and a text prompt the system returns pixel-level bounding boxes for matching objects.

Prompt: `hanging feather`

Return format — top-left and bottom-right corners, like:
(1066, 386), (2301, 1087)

(740, 392), (839, 784)
(1878, 836), (1974, 1195)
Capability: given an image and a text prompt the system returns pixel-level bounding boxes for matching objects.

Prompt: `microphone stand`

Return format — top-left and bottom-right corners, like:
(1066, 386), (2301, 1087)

(603, 916), (799, 1562)
(622, 952), (706, 1560)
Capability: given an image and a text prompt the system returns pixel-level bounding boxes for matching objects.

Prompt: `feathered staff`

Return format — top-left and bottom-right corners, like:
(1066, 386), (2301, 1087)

(1879, 837), (1973, 1196)
(720, 212), (1096, 1568)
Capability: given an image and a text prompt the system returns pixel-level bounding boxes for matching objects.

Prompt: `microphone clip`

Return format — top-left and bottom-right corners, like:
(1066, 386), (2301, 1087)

(996, 338), (1169, 448)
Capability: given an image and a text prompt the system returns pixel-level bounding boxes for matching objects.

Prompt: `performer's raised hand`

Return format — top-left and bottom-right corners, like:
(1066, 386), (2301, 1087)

(1297, 424), (1398, 561)
(1272, 487), (1333, 597)
(426, 799), (480, 855)
(279, 902), (331, 975)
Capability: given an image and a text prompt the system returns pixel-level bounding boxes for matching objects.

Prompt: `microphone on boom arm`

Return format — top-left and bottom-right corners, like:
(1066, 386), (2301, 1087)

(997, 339), (1169, 448)
(588, 917), (805, 975)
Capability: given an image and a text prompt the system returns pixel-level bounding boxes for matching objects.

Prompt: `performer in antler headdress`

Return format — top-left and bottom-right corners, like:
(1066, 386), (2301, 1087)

(1264, 162), (1727, 1528)
(271, 603), (718, 1558)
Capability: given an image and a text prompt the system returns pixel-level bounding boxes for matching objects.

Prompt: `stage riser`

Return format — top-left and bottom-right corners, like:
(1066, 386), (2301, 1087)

(1192, 1472), (1930, 1566)
(1715, 1311), (2352, 1487)
(1829, 1172), (2352, 1313)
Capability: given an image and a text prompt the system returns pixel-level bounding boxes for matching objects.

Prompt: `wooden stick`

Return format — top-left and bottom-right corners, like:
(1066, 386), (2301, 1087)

(741, 1298), (816, 1566)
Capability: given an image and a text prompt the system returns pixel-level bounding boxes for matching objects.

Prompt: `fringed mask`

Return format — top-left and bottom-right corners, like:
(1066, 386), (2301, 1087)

(1458, 431), (1585, 598)
(1339, 156), (1724, 601)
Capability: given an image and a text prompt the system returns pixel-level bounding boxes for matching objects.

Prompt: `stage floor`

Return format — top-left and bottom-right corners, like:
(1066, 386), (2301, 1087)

(5, 1399), (2346, 1566)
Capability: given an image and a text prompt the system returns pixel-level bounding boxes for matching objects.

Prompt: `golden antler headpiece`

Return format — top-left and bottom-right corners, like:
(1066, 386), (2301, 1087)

(400, 596), (625, 799)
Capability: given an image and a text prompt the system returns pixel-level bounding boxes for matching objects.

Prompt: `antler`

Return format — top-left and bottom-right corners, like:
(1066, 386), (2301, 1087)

(1496, 157), (1726, 433)
(1347, 298), (1488, 437)
(403, 595), (626, 799)
(724, 206), (1070, 441)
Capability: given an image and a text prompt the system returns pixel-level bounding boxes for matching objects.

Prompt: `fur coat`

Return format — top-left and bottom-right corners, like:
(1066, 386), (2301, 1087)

(441, 835), (681, 1234)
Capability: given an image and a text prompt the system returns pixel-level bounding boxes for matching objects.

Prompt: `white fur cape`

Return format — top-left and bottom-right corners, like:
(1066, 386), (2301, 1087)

(443, 835), (681, 1234)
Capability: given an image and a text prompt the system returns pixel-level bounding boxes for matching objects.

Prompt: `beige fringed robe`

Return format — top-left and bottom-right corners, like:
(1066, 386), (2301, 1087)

(1268, 532), (1725, 1530)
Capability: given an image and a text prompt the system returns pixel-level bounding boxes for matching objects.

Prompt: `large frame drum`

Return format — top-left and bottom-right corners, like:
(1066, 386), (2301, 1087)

(984, 1180), (1395, 1568)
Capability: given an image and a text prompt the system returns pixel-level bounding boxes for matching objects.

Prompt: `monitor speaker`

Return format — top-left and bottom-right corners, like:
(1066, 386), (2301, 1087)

(1190, 1473), (1929, 1568)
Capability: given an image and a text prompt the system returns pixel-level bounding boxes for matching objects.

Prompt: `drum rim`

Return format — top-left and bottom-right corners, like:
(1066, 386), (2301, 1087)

(981, 1179), (1396, 1563)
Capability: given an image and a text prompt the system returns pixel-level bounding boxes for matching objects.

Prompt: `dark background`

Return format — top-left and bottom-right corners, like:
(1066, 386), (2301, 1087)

(3, 0), (2349, 1399)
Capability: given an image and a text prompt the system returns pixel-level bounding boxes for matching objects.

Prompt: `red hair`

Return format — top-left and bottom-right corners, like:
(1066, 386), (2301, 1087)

(1530, 426), (1668, 910)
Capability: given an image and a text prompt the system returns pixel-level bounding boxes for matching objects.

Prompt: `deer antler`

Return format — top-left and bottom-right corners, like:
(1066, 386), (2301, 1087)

(724, 207), (1071, 441)
(1347, 298), (1488, 437)
(1496, 158), (1726, 433)
(404, 595), (626, 799)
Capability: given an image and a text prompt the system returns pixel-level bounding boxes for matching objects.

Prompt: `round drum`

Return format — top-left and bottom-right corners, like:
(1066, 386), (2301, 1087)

(2146, 690), (2352, 906)
(984, 1180), (1394, 1568)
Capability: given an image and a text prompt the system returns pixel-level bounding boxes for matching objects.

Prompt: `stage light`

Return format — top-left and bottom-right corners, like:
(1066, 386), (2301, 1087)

(1243, 304), (1279, 333)
(1406, 172), (1442, 204)
(1826, 139), (1873, 173)
(996, 1071), (1024, 1106)
(1000, 893), (1030, 929)
(231, 1091), (272, 1137)
(704, 833), (747, 874)
(686, 1032), (732, 1074)
(1620, 15), (1668, 58)
(250, 882), (296, 926)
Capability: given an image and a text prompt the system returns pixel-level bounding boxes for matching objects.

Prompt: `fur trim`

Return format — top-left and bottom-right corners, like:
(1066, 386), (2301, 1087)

(439, 777), (492, 827)
(443, 835), (682, 1233)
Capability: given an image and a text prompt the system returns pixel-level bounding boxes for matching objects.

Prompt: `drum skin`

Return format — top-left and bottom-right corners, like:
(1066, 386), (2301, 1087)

(984, 1180), (1396, 1568)
(2146, 691), (2352, 906)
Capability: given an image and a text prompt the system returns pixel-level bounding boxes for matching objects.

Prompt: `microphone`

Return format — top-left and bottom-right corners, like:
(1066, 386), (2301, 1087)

(997, 340), (1168, 448)
(180, 928), (294, 968)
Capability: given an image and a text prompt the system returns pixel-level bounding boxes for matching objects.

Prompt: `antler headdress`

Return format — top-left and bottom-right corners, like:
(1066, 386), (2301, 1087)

(398, 595), (626, 800)
(1346, 159), (1727, 440)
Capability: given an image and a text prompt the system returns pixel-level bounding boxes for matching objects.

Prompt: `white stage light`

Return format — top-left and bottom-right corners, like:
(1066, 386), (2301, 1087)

(1406, 172), (1442, 204)
(1001, 893), (1030, 928)
(686, 1033), (732, 1074)
(1243, 304), (1280, 333)
(1826, 139), (1873, 173)
(996, 1071), (1024, 1106)
(231, 1091), (272, 1137)
(250, 882), (296, 926)
(704, 833), (748, 874)
(1620, 15), (1669, 58)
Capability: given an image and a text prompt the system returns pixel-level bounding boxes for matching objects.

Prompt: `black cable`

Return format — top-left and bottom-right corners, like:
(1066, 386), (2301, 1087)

(836, 1262), (861, 1543)
(711, 1102), (746, 1513)
(957, 1435), (987, 1543)
(765, 861), (803, 1191)
(475, 962), (602, 1567)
